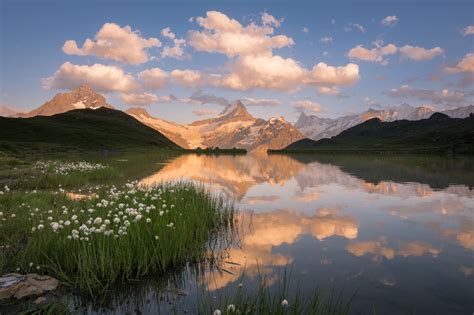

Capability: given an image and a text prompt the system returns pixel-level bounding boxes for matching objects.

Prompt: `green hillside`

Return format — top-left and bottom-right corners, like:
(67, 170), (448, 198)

(0, 108), (181, 154)
(272, 113), (474, 154)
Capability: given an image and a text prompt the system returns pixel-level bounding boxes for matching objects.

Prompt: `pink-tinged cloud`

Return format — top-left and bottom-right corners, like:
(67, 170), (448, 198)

(388, 85), (465, 104)
(381, 15), (398, 27)
(347, 43), (398, 65)
(292, 100), (321, 113)
(170, 69), (205, 87)
(120, 92), (158, 106)
(138, 68), (169, 89)
(462, 25), (474, 36)
(160, 27), (186, 59)
(188, 11), (294, 57)
(63, 23), (161, 65)
(444, 53), (474, 73)
(192, 108), (219, 116)
(399, 45), (444, 61)
(43, 62), (138, 93)
(242, 97), (282, 107)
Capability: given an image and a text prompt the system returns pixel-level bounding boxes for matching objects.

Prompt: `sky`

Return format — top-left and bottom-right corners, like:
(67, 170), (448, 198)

(1, 0), (473, 123)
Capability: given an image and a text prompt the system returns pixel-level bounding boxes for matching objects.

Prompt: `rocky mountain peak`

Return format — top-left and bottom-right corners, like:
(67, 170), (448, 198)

(220, 100), (254, 120)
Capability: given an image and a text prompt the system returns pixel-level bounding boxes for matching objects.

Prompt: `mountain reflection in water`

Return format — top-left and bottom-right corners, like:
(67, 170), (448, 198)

(129, 154), (473, 314)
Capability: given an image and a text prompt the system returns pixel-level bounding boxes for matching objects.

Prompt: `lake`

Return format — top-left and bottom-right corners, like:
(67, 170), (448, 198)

(47, 153), (471, 314)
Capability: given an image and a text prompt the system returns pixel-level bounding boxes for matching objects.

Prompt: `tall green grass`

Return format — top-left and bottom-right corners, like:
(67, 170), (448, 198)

(198, 269), (352, 315)
(0, 181), (234, 293)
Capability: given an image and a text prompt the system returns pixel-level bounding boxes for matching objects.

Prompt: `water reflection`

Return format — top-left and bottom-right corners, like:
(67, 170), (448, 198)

(136, 154), (474, 313)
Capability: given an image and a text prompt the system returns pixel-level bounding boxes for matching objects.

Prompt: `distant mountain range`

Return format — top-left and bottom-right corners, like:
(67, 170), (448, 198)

(295, 104), (474, 140)
(0, 107), (179, 153)
(281, 113), (474, 154)
(2, 85), (473, 152)
(126, 101), (305, 152)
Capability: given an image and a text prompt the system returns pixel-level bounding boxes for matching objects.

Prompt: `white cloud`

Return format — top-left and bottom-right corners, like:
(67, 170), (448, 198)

(302, 27), (309, 33)
(381, 15), (398, 27)
(399, 45), (444, 61)
(292, 100), (321, 113)
(63, 23), (161, 65)
(347, 42), (397, 65)
(188, 11), (294, 57)
(343, 23), (365, 33)
(120, 92), (158, 106)
(320, 37), (333, 44)
(388, 85), (465, 104)
(161, 27), (186, 59)
(43, 62), (138, 93)
(138, 67), (168, 89)
(188, 91), (229, 105)
(462, 25), (474, 36)
(242, 97), (282, 107)
(444, 53), (474, 73)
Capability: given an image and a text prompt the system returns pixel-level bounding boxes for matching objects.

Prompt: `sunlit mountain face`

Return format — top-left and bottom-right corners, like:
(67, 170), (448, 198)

(133, 153), (474, 314)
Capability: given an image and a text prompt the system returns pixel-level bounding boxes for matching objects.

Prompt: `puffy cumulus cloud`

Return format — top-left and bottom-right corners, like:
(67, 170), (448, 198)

(188, 11), (294, 57)
(138, 67), (168, 89)
(160, 27), (186, 59)
(192, 108), (219, 116)
(320, 36), (333, 44)
(306, 62), (360, 87)
(398, 241), (441, 257)
(399, 45), (444, 61)
(292, 100), (321, 113)
(242, 97), (282, 107)
(63, 23), (161, 65)
(347, 43), (398, 65)
(120, 92), (158, 106)
(216, 55), (306, 91)
(381, 15), (398, 27)
(444, 53), (474, 73)
(462, 25), (474, 36)
(261, 12), (281, 27)
(170, 69), (205, 87)
(388, 85), (465, 104)
(43, 62), (138, 93)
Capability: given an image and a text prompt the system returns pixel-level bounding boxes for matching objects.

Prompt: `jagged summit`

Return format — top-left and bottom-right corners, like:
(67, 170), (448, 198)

(219, 100), (254, 120)
(20, 85), (114, 118)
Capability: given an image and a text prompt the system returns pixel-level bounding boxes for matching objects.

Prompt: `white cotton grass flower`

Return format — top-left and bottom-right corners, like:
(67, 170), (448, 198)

(146, 218), (151, 223)
(281, 299), (289, 307)
(213, 310), (222, 315)
(227, 304), (236, 312)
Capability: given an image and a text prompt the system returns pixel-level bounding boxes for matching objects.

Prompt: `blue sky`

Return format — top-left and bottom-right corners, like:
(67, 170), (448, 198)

(1, 0), (473, 123)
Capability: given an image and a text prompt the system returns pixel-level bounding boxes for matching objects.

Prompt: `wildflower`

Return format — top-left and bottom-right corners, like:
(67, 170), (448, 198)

(64, 220), (71, 226)
(213, 310), (222, 315)
(134, 214), (143, 222)
(154, 235), (159, 240)
(104, 219), (110, 225)
(281, 299), (289, 307)
(113, 218), (120, 224)
(36, 266), (41, 270)
(146, 218), (151, 223)
(227, 304), (236, 312)
(93, 217), (102, 225)
(50, 222), (60, 231)
(71, 215), (77, 220)
(238, 283), (243, 288)
(11, 214), (16, 218)
(4, 185), (10, 192)
(29, 262), (34, 267)
(0, 212), (3, 216)
(37, 224), (44, 230)
(166, 222), (174, 228)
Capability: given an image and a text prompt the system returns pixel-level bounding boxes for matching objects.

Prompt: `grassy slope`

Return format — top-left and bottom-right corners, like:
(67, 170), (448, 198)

(0, 108), (181, 154)
(278, 114), (474, 154)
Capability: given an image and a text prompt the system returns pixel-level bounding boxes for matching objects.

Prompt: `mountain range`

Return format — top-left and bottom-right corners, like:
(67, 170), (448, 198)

(126, 102), (305, 152)
(295, 104), (474, 140)
(282, 113), (474, 154)
(2, 85), (473, 152)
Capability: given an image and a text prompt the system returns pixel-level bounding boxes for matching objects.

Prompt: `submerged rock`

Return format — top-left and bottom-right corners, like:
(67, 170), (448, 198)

(0, 273), (59, 300)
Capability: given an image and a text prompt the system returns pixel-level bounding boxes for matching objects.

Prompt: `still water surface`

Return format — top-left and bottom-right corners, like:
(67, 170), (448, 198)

(90, 154), (474, 314)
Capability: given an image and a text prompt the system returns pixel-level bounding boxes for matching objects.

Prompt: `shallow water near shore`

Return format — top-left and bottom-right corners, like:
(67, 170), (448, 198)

(4, 153), (474, 314)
